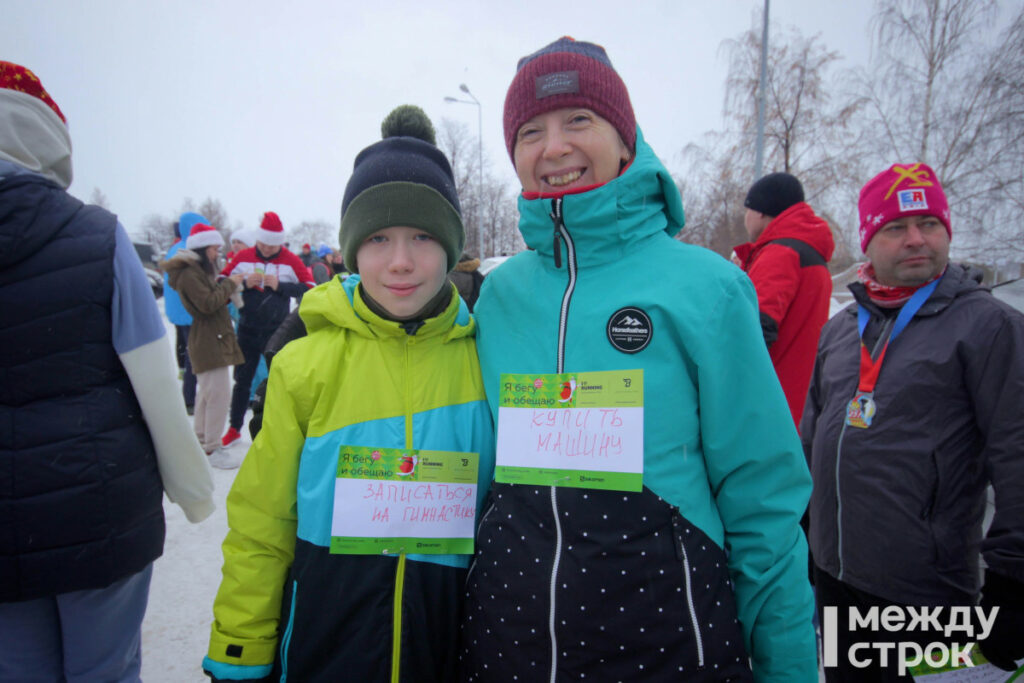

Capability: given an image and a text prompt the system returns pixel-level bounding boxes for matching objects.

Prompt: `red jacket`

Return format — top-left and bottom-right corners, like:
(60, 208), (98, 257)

(734, 202), (834, 428)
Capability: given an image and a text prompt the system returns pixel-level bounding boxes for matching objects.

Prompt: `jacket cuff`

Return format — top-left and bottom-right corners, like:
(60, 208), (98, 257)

(207, 631), (279, 668)
(202, 657), (272, 681)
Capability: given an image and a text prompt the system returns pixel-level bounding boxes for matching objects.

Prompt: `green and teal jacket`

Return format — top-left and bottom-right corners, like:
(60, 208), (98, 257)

(204, 276), (494, 682)
(460, 129), (817, 682)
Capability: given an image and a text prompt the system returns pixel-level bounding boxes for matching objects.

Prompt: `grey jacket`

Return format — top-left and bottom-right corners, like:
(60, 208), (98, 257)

(801, 263), (1024, 605)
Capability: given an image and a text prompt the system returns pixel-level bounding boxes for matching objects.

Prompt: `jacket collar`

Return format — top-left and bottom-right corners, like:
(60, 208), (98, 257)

(515, 127), (685, 269)
(735, 202), (835, 266)
(848, 262), (983, 318)
(299, 275), (474, 342)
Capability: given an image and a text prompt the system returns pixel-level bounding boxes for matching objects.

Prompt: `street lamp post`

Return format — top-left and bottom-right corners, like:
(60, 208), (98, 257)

(444, 83), (484, 256)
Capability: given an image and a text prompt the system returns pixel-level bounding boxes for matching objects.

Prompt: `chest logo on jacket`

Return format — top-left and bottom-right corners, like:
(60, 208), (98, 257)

(606, 307), (652, 354)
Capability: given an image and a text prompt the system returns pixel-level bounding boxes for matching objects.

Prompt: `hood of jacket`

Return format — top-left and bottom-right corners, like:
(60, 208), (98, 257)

(178, 212), (207, 241)
(0, 169), (79, 269)
(734, 201), (835, 265)
(299, 274), (475, 343)
(516, 127), (685, 269)
(0, 90), (72, 189)
(454, 257), (481, 273)
(160, 248), (203, 288)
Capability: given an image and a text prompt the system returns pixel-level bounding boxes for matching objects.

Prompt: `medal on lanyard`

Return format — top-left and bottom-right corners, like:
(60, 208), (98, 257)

(845, 278), (941, 429)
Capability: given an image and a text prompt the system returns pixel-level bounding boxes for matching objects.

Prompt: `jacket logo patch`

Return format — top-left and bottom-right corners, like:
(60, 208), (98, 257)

(607, 307), (652, 354)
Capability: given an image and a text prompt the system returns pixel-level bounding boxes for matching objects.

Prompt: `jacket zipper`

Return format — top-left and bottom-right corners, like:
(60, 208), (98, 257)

(390, 337), (415, 683)
(279, 580), (299, 680)
(465, 502), (496, 584)
(547, 196), (577, 683)
(678, 538), (705, 667)
(836, 315), (893, 580)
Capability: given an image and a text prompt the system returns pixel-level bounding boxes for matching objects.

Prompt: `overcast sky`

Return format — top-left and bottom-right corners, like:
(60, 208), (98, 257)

(4, 0), (879, 241)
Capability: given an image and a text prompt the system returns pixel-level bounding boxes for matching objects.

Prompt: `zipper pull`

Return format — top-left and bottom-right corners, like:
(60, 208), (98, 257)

(549, 198), (563, 269)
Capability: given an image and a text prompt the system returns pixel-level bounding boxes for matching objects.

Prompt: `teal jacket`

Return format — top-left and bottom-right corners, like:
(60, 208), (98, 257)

(462, 129), (816, 682)
(205, 277), (495, 682)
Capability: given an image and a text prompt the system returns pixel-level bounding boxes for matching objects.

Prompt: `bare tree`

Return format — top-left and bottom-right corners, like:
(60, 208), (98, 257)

(675, 136), (749, 257)
(679, 19), (860, 267)
(856, 0), (1024, 263)
(723, 23), (859, 175)
(289, 220), (337, 250)
(138, 213), (177, 253)
(89, 187), (109, 210)
(436, 118), (524, 259)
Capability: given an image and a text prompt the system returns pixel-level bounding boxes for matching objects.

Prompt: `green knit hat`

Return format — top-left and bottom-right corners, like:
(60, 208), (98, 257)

(340, 105), (464, 274)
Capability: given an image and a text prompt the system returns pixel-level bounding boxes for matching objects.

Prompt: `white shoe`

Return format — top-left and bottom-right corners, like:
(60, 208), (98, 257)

(208, 448), (243, 470)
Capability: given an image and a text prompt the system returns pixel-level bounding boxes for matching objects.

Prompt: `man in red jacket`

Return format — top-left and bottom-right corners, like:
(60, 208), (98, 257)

(734, 172), (835, 428)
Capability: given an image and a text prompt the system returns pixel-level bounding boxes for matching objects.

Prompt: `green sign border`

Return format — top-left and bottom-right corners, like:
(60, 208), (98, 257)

(495, 465), (642, 492)
(330, 536), (473, 556)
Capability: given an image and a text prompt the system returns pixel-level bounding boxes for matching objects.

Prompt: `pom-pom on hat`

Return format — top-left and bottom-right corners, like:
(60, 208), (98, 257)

(858, 162), (951, 252)
(744, 172), (805, 218)
(503, 36), (636, 162)
(381, 104), (437, 145)
(340, 105), (464, 274)
(186, 223), (224, 250)
(258, 211), (286, 246)
(0, 61), (66, 124)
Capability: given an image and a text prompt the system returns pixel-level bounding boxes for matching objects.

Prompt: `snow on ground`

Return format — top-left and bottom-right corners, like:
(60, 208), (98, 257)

(141, 429), (248, 682)
(139, 299), (251, 681)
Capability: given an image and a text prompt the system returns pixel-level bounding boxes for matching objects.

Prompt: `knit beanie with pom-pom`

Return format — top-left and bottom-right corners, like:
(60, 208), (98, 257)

(340, 104), (463, 273)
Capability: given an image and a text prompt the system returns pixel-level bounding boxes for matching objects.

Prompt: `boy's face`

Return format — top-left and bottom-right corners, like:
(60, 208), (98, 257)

(356, 226), (447, 320)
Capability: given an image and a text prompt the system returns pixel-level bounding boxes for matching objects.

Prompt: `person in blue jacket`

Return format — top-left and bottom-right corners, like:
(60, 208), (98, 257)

(458, 37), (817, 682)
(163, 210), (209, 413)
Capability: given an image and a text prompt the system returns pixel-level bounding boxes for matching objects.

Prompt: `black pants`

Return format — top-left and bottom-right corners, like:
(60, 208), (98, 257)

(229, 329), (271, 430)
(815, 566), (950, 682)
(175, 324), (196, 408)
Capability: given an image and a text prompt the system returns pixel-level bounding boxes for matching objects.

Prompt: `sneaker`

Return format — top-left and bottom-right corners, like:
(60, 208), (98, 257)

(209, 448), (243, 470)
(221, 427), (241, 447)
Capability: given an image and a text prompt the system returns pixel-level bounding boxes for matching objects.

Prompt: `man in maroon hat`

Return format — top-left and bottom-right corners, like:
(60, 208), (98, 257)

(802, 163), (1024, 680)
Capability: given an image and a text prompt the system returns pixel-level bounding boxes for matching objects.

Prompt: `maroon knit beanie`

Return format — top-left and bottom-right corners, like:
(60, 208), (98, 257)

(503, 36), (636, 162)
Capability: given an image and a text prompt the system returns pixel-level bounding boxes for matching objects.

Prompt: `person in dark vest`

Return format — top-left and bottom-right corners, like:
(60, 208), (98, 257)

(734, 172), (835, 428)
(0, 61), (215, 681)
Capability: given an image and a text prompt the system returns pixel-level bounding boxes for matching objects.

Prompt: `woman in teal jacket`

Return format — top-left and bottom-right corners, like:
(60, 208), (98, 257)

(459, 38), (816, 682)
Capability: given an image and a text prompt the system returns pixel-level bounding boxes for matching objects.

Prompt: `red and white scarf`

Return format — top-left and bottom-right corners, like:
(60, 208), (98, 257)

(857, 262), (946, 308)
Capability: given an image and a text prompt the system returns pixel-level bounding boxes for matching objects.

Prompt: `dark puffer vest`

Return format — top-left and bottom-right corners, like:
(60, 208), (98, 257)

(0, 173), (165, 602)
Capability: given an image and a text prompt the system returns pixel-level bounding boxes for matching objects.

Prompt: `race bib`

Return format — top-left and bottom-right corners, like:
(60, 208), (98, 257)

(495, 370), (643, 491)
(329, 446), (478, 555)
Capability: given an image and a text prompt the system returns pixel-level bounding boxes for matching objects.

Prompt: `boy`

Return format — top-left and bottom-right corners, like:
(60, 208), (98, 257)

(203, 108), (495, 682)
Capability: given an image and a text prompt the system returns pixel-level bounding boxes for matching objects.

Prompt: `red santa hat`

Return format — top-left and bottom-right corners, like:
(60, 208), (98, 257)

(258, 211), (286, 246)
(186, 223), (224, 250)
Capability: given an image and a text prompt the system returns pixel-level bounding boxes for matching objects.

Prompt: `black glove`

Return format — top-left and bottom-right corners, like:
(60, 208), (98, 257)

(978, 571), (1024, 672)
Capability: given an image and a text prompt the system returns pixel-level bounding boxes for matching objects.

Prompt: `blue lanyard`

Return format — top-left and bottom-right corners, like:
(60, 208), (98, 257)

(857, 276), (941, 348)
